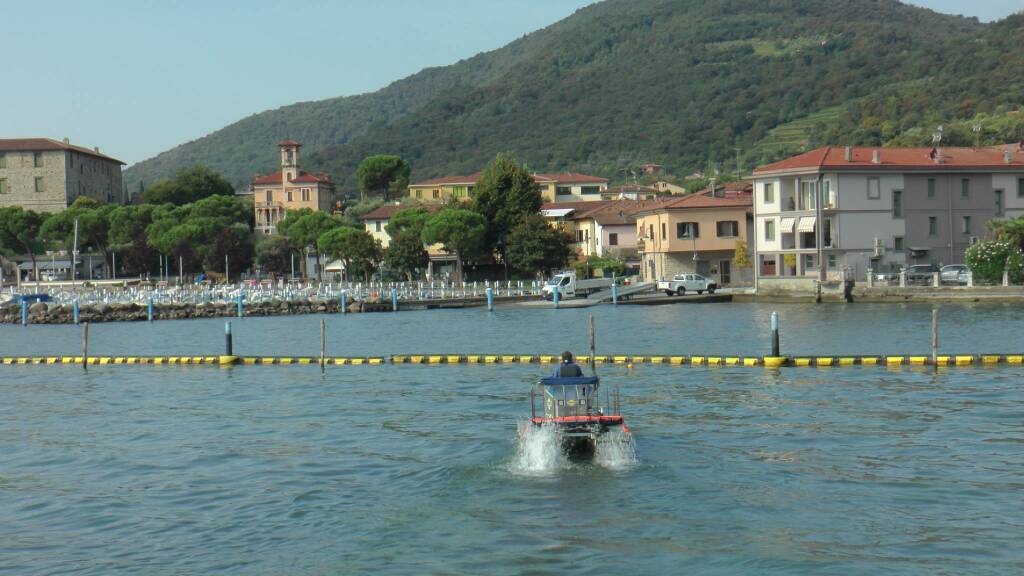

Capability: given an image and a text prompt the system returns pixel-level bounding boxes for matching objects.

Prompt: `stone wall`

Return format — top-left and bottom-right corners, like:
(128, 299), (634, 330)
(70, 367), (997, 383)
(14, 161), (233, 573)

(0, 150), (68, 212)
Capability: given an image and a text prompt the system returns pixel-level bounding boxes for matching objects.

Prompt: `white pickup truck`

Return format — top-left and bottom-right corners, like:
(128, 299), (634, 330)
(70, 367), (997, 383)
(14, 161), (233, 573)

(542, 272), (613, 299)
(657, 273), (717, 296)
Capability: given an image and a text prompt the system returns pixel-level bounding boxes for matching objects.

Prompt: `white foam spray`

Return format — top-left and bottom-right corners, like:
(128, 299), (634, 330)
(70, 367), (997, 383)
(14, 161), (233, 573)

(594, 427), (638, 469)
(509, 421), (569, 476)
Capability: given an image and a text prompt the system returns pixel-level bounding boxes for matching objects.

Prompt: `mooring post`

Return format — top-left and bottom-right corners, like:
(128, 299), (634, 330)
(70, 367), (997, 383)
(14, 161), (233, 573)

(225, 321), (233, 356)
(236, 290), (244, 318)
(82, 322), (89, 372)
(931, 308), (938, 367)
(147, 297), (154, 322)
(320, 318), (326, 373)
(73, 299), (80, 324)
(486, 286), (494, 311)
(340, 289), (347, 314)
(21, 299), (27, 327)
(770, 311), (780, 357)
(612, 283), (618, 305)
(391, 287), (398, 312)
(553, 285), (560, 309)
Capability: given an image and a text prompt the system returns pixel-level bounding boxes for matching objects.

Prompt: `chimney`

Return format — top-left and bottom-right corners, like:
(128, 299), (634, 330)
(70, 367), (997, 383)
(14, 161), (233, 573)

(1006, 146), (1015, 164)
(871, 150), (881, 164)
(63, 137), (70, 144)
(93, 146), (100, 153)
(844, 146), (852, 162)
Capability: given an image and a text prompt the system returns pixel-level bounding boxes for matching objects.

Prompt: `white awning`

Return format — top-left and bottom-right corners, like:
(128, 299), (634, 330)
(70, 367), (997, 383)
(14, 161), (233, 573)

(541, 208), (575, 219)
(780, 217), (796, 234)
(796, 216), (817, 233)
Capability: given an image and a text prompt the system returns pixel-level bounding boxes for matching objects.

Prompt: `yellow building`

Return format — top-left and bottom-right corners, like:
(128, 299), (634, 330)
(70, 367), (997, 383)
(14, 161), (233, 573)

(632, 188), (753, 286)
(408, 172), (609, 203)
(252, 140), (335, 235)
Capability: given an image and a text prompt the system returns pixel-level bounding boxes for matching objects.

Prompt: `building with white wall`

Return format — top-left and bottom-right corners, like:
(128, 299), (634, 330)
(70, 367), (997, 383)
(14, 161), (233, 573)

(752, 144), (1024, 287)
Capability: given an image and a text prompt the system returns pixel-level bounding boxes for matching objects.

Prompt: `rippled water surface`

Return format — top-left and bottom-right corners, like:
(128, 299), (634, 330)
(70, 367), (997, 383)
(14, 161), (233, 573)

(2, 302), (1023, 575)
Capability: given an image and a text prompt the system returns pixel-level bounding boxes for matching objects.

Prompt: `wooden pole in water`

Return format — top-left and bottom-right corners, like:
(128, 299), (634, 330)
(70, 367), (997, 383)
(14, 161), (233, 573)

(82, 322), (89, 372)
(320, 318), (326, 373)
(931, 308), (938, 367)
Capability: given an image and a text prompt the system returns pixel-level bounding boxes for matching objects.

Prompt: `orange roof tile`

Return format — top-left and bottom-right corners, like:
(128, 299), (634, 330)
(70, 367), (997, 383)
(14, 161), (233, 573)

(0, 138), (124, 164)
(755, 144), (1024, 174)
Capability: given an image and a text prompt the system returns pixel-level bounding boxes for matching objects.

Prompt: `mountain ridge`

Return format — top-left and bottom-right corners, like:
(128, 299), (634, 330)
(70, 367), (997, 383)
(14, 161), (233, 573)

(125, 0), (1021, 194)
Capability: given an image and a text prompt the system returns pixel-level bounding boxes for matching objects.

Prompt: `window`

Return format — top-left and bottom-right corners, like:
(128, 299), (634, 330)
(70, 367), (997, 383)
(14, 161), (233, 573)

(34, 177), (44, 192)
(0, 178), (6, 194)
(823, 179), (834, 208)
(33, 152), (43, 167)
(763, 182), (774, 203)
(894, 236), (904, 251)
(648, 224), (654, 240)
(764, 220), (775, 241)
(892, 190), (903, 218)
(556, 186), (572, 196)
(302, 188), (310, 202)
(432, 189), (440, 199)
(581, 186), (601, 195)
(802, 254), (817, 270)
(0, 153), (5, 169)
(961, 179), (969, 198)
(995, 190), (1004, 216)
(799, 180), (817, 210)
(867, 177), (880, 200)
(962, 216), (971, 235)
(415, 190), (422, 199)
(1018, 178), (1024, 199)
(375, 221), (382, 232)
(716, 221), (739, 237)
(575, 230), (585, 243)
(287, 190), (293, 202)
(265, 190), (272, 203)
(286, 150), (294, 164)
(927, 178), (935, 198)
(661, 223), (666, 240)
(676, 222), (699, 239)
(608, 233), (618, 246)
(828, 254), (836, 268)
(928, 216), (938, 236)
(823, 218), (833, 247)
(69, 154), (74, 169)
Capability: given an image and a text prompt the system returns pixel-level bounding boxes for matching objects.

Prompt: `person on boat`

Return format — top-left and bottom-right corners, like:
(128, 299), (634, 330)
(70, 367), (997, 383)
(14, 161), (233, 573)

(554, 351), (584, 377)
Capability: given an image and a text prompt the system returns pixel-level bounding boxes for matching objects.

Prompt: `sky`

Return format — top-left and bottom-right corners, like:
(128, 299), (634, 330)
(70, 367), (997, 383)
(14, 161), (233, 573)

(3, 0), (1021, 166)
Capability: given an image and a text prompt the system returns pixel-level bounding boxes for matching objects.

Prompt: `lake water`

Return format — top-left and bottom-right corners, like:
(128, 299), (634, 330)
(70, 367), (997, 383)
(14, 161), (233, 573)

(2, 302), (1023, 575)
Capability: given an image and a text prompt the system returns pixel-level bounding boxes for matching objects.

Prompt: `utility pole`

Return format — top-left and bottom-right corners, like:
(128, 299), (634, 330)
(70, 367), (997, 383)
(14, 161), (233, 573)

(72, 218), (79, 289)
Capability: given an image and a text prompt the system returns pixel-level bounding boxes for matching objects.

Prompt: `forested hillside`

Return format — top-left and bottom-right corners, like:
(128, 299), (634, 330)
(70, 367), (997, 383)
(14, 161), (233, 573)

(125, 0), (1024, 193)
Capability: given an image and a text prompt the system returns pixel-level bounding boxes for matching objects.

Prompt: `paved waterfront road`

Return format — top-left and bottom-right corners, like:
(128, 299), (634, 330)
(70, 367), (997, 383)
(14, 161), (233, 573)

(1, 302), (1023, 575)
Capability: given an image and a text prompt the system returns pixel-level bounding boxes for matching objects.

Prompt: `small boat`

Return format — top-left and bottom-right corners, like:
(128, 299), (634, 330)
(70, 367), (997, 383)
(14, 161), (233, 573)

(527, 315), (630, 458)
(529, 375), (629, 458)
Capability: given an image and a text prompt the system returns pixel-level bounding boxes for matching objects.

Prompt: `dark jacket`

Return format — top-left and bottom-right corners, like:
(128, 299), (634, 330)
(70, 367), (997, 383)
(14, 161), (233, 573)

(553, 361), (583, 378)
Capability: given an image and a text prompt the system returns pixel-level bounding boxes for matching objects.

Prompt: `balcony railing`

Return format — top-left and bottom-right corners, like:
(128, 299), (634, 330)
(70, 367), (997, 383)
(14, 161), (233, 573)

(255, 201), (284, 209)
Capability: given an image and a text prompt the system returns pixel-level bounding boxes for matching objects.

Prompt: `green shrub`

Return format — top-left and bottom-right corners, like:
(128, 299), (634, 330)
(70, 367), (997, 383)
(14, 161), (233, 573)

(965, 240), (1024, 283)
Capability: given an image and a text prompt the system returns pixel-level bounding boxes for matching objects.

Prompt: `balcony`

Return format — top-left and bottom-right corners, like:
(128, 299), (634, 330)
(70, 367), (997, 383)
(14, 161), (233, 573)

(255, 201), (284, 209)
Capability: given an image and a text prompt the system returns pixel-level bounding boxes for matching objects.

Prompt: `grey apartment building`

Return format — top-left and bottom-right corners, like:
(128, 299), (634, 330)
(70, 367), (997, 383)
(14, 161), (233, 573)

(0, 138), (125, 212)
(751, 144), (1024, 284)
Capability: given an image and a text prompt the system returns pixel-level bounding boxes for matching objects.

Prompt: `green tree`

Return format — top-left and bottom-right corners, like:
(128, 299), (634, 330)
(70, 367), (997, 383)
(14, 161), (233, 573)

(108, 204), (157, 276)
(40, 197), (116, 277)
(384, 231), (429, 281)
(204, 223), (254, 280)
(142, 165), (235, 205)
(317, 226), (383, 282)
(504, 215), (573, 276)
(471, 153), (543, 261)
(421, 209), (486, 283)
(734, 239), (752, 269)
(277, 209), (342, 278)
(966, 240), (1024, 284)
(0, 207), (46, 283)
(386, 207), (433, 237)
(255, 235), (294, 277)
(355, 155), (410, 202)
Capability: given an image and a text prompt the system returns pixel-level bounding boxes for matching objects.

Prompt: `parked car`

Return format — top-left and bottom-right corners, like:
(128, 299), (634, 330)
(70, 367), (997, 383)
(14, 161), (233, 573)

(940, 264), (969, 286)
(904, 264), (940, 286)
(657, 273), (717, 296)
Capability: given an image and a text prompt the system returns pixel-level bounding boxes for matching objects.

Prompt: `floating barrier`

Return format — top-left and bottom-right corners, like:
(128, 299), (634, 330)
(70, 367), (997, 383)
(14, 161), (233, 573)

(0, 354), (1022, 367)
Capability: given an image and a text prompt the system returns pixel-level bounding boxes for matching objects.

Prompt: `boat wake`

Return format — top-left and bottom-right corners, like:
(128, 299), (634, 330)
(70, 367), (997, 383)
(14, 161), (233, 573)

(594, 426), (638, 469)
(508, 420), (637, 476)
(509, 421), (570, 476)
